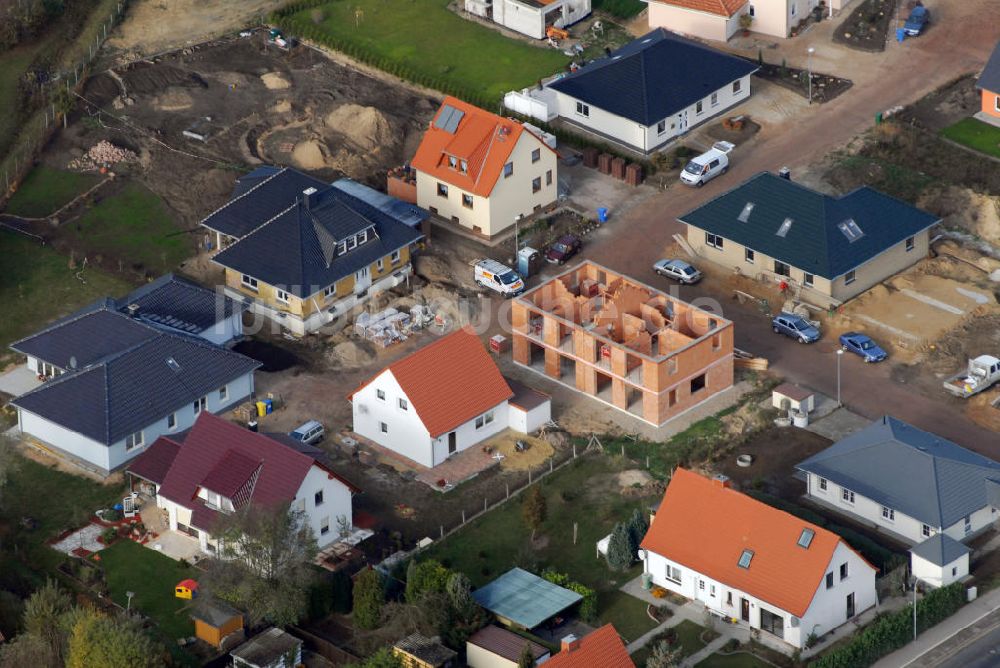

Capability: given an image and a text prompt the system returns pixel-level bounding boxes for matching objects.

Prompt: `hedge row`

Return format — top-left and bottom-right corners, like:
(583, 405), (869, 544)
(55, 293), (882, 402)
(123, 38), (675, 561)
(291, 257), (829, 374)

(271, 7), (496, 109)
(811, 583), (965, 668)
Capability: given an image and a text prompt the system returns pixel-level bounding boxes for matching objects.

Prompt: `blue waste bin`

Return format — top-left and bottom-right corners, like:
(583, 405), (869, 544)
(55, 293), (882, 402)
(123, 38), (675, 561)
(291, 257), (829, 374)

(597, 207), (609, 223)
(264, 398), (274, 414)
(896, 28), (906, 43)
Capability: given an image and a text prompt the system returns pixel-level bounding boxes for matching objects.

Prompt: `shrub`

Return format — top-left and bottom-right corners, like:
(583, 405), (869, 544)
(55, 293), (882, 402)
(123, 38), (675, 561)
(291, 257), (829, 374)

(100, 527), (118, 544)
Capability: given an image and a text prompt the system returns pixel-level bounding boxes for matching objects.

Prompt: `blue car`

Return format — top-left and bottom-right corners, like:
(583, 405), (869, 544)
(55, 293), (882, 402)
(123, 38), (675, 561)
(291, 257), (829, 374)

(772, 313), (821, 344)
(903, 5), (929, 36)
(839, 332), (887, 363)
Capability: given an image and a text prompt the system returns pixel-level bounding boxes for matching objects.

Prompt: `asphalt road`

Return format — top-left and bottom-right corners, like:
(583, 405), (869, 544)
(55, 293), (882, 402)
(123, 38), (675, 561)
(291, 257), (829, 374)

(929, 620), (1000, 668)
(573, 0), (1000, 453)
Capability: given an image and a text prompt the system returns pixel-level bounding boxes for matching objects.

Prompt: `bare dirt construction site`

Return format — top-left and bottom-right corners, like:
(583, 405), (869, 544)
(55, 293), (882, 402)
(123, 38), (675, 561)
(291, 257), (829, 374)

(61, 34), (437, 227)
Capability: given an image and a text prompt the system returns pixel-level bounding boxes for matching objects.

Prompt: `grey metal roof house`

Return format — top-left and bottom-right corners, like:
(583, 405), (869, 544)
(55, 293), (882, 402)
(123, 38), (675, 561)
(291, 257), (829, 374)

(119, 273), (247, 339)
(910, 533), (970, 568)
(679, 172), (940, 303)
(472, 567), (583, 630)
(546, 29), (758, 153)
(797, 416), (1000, 544)
(9, 306), (260, 476)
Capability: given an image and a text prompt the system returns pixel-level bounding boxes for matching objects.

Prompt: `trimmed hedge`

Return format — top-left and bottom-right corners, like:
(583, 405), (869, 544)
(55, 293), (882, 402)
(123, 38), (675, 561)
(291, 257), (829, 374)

(810, 583), (965, 668)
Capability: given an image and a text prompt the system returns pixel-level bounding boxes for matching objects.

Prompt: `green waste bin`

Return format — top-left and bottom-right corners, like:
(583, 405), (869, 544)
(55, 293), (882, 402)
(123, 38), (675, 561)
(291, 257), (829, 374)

(642, 573), (653, 590)
(875, 112), (883, 125)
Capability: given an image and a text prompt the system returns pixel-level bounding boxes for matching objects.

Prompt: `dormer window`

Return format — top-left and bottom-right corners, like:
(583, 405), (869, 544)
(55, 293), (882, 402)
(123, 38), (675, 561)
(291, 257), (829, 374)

(337, 241), (348, 255)
(205, 490), (221, 509)
(448, 155), (457, 169)
(358, 229), (368, 244)
(460, 160), (467, 173)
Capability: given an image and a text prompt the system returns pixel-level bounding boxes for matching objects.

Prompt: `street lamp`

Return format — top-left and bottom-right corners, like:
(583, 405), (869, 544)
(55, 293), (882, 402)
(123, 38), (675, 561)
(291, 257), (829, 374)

(807, 47), (815, 105)
(836, 348), (844, 407)
(912, 576), (925, 641)
(514, 214), (523, 255)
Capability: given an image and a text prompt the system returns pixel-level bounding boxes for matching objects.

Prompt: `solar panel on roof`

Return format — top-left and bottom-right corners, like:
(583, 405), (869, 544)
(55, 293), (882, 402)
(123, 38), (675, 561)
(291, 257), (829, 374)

(434, 104), (464, 134)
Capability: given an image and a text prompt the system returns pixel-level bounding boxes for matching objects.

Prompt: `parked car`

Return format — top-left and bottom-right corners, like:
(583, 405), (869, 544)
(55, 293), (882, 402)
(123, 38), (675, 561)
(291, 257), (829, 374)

(772, 312), (820, 344)
(903, 4), (929, 36)
(545, 234), (582, 264)
(838, 332), (887, 363)
(653, 259), (702, 284)
(679, 142), (734, 187)
(289, 420), (325, 445)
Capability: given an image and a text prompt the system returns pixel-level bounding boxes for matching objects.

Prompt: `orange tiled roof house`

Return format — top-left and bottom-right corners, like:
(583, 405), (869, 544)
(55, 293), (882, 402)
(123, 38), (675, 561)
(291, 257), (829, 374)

(411, 97), (558, 239)
(646, 0), (856, 42)
(349, 329), (551, 468)
(640, 469), (878, 649)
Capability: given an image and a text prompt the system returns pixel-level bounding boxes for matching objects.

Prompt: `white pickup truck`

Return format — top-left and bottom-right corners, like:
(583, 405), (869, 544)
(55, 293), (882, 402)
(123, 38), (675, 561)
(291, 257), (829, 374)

(943, 355), (1000, 398)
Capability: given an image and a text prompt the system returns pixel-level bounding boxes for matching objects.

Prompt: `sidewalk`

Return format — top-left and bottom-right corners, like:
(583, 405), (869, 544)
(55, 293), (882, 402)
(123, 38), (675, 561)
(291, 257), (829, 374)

(872, 586), (1000, 667)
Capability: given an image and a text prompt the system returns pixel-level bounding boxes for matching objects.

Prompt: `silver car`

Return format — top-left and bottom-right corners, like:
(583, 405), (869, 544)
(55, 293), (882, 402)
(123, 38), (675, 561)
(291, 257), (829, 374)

(653, 259), (702, 285)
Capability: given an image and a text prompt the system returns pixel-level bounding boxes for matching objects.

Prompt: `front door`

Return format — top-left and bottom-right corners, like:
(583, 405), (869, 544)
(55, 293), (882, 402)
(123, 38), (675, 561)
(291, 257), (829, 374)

(846, 592), (856, 619)
(354, 266), (371, 296)
(677, 111), (688, 133)
(740, 598), (750, 623)
(448, 432), (457, 455)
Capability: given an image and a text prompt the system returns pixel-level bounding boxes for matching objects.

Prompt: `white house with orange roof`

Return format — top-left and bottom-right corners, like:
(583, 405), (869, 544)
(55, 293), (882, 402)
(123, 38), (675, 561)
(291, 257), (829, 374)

(411, 97), (558, 239)
(349, 329), (551, 468)
(640, 468), (878, 649)
(646, 0), (853, 41)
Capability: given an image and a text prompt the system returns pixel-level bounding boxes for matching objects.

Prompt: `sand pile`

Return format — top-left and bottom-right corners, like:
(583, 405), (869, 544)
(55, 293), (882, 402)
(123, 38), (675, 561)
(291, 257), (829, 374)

(328, 340), (376, 368)
(272, 99), (292, 113)
(291, 139), (327, 170)
(326, 104), (393, 150)
(261, 72), (290, 89)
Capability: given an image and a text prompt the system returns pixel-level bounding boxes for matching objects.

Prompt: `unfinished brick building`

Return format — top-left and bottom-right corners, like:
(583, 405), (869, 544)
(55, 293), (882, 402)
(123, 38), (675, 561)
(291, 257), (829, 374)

(512, 262), (734, 426)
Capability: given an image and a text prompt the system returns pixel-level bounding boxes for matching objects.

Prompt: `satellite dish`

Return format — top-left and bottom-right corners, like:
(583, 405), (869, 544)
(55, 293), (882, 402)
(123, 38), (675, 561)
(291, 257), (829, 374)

(69, 356), (77, 370)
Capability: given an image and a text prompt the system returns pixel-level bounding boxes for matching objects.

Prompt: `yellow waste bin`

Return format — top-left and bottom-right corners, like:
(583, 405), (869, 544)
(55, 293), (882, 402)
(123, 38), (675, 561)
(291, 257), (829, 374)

(256, 401), (267, 417)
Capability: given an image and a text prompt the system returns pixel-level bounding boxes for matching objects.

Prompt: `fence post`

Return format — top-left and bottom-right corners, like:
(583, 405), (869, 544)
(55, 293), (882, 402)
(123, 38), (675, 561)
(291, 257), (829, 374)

(573, 522), (578, 545)
(505, 483), (509, 499)
(440, 525), (443, 539)
(461, 510), (465, 524)
(528, 469), (532, 484)
(621, 443), (625, 457)
(549, 459), (553, 473)
(573, 443), (576, 458)
(483, 498), (487, 512)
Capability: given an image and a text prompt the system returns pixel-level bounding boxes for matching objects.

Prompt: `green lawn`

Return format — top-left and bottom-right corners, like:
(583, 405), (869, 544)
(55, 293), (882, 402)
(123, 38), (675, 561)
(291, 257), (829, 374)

(98, 540), (197, 640)
(592, 0), (646, 18)
(0, 454), (122, 582)
(5, 167), (104, 218)
(285, 0), (569, 102)
(631, 619), (717, 666)
(0, 230), (133, 363)
(63, 183), (191, 275)
(423, 456), (659, 642)
(0, 41), (48, 157)
(940, 117), (1000, 159)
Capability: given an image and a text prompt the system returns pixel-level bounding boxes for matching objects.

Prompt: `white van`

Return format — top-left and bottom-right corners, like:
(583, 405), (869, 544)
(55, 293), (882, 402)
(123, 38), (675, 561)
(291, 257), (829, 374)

(474, 259), (525, 297)
(679, 141), (735, 187)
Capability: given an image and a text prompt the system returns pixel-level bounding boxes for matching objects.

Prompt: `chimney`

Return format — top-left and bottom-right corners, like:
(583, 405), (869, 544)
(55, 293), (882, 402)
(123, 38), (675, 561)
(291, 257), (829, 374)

(126, 303), (140, 317)
(712, 473), (732, 489)
(778, 166), (791, 180)
(301, 187), (319, 211)
(560, 634), (580, 653)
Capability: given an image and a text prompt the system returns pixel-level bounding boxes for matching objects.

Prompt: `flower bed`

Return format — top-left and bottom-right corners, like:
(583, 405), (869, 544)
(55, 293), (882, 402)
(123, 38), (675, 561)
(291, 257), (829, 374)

(833, 0), (897, 52)
(755, 62), (852, 104)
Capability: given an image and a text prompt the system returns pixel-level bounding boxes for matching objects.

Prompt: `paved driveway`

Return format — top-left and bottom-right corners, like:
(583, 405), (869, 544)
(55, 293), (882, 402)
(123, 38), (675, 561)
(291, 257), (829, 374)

(530, 2), (1000, 449)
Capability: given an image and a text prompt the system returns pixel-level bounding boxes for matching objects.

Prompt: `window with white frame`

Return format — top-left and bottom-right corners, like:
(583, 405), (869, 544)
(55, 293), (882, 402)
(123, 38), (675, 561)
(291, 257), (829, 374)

(379, 421), (388, 434)
(665, 565), (681, 583)
(804, 273), (815, 288)
(462, 194), (474, 209)
(845, 270), (856, 285)
(531, 148), (540, 163)
(377, 258), (384, 272)
(839, 562), (849, 580)
(398, 398), (408, 411)
(503, 162), (514, 178)
(320, 516), (330, 535)
(996, 96), (1000, 112)
(218, 385), (228, 401)
(733, 79), (742, 94)
(696, 100), (704, 115)
(167, 412), (177, 430)
(881, 506), (895, 521)
(576, 101), (589, 117)
(437, 183), (449, 198)
(275, 289), (290, 304)
(905, 236), (915, 252)
(125, 430), (144, 451)
(474, 410), (495, 430)
(841, 488), (855, 504)
(745, 248), (755, 264)
(391, 249), (401, 264)
(193, 396), (207, 414)
(698, 580), (705, 590)
(241, 274), (258, 291)
(711, 92), (718, 107)
(705, 232), (724, 249)
(206, 490), (221, 509)
(657, 120), (666, 135)
(818, 477), (827, 491)
(324, 284), (336, 299)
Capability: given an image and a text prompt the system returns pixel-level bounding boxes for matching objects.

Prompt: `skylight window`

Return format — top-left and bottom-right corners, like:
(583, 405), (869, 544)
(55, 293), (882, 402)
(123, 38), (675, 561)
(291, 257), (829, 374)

(166, 357), (181, 372)
(776, 218), (793, 238)
(738, 549), (754, 569)
(738, 202), (755, 223)
(838, 219), (864, 242)
(798, 528), (815, 549)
